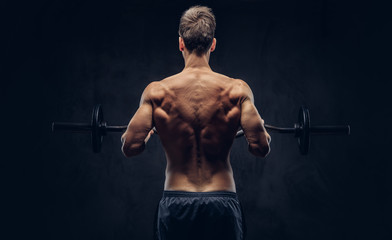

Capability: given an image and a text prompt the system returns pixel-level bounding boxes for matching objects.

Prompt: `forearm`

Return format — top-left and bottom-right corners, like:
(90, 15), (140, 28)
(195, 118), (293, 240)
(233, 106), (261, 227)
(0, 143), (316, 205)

(248, 142), (270, 157)
(121, 132), (147, 157)
(121, 140), (146, 157)
(247, 130), (271, 157)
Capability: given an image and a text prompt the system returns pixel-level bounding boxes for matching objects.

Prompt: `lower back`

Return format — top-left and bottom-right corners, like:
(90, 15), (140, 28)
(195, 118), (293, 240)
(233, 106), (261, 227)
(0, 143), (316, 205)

(164, 165), (236, 192)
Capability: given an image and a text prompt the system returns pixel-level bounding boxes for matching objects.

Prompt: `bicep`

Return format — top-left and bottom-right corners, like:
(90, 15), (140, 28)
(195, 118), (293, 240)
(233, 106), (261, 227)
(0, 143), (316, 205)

(237, 80), (264, 137)
(122, 101), (154, 145)
(240, 99), (266, 143)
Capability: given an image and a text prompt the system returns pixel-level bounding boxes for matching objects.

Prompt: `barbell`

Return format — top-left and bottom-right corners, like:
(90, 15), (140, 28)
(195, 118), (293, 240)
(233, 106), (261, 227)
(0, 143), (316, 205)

(52, 104), (350, 155)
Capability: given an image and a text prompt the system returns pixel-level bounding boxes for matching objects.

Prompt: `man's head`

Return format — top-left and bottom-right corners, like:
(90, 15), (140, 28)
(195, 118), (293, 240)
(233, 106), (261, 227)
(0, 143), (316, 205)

(178, 6), (216, 56)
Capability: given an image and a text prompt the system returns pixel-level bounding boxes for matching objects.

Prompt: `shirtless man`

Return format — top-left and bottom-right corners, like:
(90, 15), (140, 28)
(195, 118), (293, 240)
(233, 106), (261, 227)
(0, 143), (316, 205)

(121, 6), (271, 240)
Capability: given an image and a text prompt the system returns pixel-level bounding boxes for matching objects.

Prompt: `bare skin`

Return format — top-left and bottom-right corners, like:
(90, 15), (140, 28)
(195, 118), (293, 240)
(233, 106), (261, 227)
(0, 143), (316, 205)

(121, 37), (271, 192)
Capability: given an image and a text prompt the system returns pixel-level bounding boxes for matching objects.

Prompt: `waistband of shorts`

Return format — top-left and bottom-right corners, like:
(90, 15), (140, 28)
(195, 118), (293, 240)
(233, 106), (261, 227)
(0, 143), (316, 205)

(163, 190), (238, 199)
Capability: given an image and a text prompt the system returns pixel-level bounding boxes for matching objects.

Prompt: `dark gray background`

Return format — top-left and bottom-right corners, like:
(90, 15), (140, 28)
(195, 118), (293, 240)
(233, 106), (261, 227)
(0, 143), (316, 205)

(1, 0), (390, 239)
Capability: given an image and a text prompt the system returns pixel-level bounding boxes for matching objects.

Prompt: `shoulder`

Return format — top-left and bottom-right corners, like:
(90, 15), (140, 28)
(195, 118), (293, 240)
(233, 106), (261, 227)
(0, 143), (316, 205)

(140, 81), (166, 104)
(144, 81), (164, 93)
(143, 72), (183, 98)
(213, 72), (251, 91)
(209, 72), (253, 103)
(233, 79), (251, 91)
(230, 78), (254, 103)
(211, 72), (252, 93)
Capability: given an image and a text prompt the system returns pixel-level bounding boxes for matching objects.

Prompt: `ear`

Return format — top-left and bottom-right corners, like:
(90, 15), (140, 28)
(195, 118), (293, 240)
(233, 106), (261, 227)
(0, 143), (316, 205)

(210, 38), (217, 52)
(179, 37), (185, 52)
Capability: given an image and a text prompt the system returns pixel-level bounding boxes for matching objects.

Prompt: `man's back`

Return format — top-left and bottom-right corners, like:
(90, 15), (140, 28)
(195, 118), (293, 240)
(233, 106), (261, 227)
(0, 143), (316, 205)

(148, 68), (245, 192)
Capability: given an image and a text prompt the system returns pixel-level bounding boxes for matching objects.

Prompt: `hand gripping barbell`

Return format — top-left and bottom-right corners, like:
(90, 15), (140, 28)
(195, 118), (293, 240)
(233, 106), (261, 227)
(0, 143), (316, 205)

(52, 104), (350, 155)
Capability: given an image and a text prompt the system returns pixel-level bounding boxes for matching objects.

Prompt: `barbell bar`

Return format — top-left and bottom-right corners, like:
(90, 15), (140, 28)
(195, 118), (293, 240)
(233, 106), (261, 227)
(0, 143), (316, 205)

(52, 104), (350, 154)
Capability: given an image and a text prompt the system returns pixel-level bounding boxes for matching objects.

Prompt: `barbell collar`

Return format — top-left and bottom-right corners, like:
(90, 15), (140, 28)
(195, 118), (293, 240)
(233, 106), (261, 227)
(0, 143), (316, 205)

(91, 104), (104, 153)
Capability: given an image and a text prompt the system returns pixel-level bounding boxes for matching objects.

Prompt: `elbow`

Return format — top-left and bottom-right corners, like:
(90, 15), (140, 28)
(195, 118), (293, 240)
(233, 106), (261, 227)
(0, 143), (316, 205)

(121, 133), (145, 158)
(121, 142), (145, 158)
(248, 143), (270, 158)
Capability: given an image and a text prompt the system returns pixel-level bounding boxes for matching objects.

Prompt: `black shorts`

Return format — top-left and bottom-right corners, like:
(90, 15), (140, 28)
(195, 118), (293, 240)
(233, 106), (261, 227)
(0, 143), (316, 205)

(154, 191), (246, 240)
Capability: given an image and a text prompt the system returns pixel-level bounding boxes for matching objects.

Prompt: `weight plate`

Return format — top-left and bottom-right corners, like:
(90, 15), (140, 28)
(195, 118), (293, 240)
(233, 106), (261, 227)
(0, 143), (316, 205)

(91, 104), (104, 153)
(298, 106), (310, 155)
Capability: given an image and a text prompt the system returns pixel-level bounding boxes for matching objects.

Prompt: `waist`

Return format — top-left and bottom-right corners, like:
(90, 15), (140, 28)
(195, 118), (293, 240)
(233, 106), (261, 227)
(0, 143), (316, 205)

(163, 190), (238, 199)
(164, 170), (236, 192)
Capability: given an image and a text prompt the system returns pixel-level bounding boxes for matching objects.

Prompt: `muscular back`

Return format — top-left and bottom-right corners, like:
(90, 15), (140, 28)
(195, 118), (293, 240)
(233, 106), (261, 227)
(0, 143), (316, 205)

(121, 68), (270, 192)
(150, 70), (244, 191)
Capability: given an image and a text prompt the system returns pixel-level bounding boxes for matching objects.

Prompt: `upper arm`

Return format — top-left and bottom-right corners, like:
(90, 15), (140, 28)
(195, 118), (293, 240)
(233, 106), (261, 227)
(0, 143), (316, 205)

(239, 81), (264, 141)
(238, 80), (271, 156)
(121, 83), (156, 154)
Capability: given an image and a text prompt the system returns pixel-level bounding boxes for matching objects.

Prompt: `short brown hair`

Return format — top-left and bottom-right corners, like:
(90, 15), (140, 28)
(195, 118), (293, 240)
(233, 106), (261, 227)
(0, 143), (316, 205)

(178, 6), (216, 56)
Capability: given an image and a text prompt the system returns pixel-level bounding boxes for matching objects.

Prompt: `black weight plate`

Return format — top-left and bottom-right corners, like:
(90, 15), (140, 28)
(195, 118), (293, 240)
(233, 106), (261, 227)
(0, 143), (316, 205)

(91, 104), (104, 153)
(298, 106), (310, 155)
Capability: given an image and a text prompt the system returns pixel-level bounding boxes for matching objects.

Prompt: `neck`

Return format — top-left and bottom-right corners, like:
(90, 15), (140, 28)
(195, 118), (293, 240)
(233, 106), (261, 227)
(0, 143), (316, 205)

(182, 51), (211, 71)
